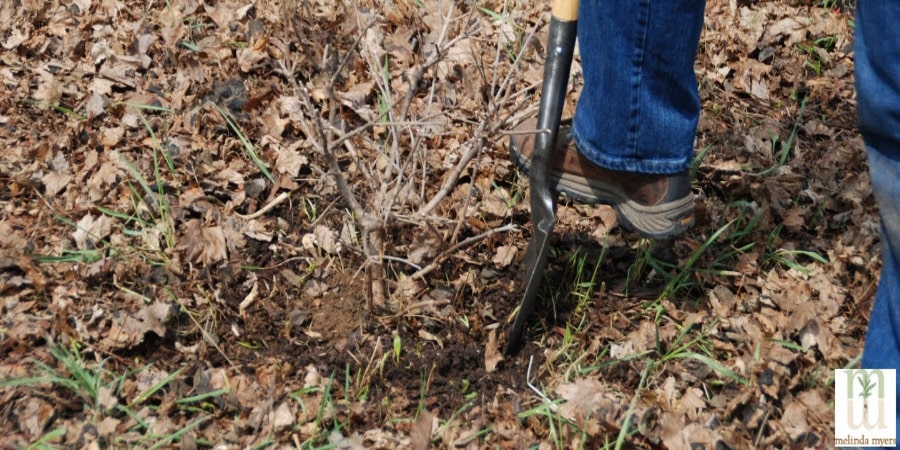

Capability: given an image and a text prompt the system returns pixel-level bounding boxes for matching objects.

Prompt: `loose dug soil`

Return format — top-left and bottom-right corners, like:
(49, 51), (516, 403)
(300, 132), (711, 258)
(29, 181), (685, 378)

(0, 0), (877, 448)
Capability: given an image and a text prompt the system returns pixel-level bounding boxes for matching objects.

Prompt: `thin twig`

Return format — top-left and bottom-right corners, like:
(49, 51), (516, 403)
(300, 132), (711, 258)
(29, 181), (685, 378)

(414, 121), (487, 218)
(381, 255), (423, 272)
(410, 223), (518, 280)
(234, 192), (290, 220)
(329, 18), (379, 88)
(380, 298), (452, 321)
(526, 356), (559, 412)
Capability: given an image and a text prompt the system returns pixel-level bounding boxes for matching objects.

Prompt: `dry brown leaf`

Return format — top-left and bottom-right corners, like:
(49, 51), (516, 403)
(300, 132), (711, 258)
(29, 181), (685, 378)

(677, 388), (707, 421)
(732, 59), (771, 100)
(72, 213), (113, 250)
(240, 218), (275, 242)
(417, 329), (444, 349)
(395, 273), (424, 300)
(133, 32), (157, 68)
(273, 401), (295, 432)
(782, 207), (806, 232)
(238, 36), (269, 72)
(338, 79), (376, 120)
(763, 17), (809, 46)
(815, 317), (850, 361)
(181, 219), (228, 265)
(557, 378), (625, 435)
(260, 107), (290, 138)
(85, 93), (109, 118)
(407, 236), (438, 265)
(410, 409), (435, 450)
(491, 245), (516, 268)
(33, 70), (61, 108)
(780, 401), (810, 441)
(361, 19), (386, 64)
(728, 315), (765, 342)
(2, 27), (27, 50)
(302, 225), (341, 257)
(609, 340), (636, 359)
(17, 398), (54, 438)
(484, 329), (503, 373)
(97, 386), (119, 411)
(737, 7), (767, 50)
(158, 6), (186, 49)
(661, 418), (722, 450)
(101, 303), (172, 350)
(613, 320), (656, 358)
(96, 417), (121, 439)
(87, 158), (121, 201)
(481, 190), (511, 218)
(41, 171), (71, 197)
(587, 205), (618, 239)
(788, 301), (818, 335)
(272, 140), (309, 177)
(328, 431), (367, 450)
(558, 378), (604, 422)
(204, 2), (238, 29)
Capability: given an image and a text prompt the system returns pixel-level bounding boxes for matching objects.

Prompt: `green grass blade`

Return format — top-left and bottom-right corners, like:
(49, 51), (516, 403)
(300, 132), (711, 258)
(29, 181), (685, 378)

(131, 367), (184, 406)
(25, 99), (84, 120)
(118, 153), (156, 199)
(660, 218), (736, 299)
(136, 111), (176, 176)
(175, 387), (229, 405)
(0, 376), (54, 388)
(94, 205), (138, 222)
(49, 345), (100, 403)
(749, 95), (808, 176)
(614, 363), (652, 450)
(675, 352), (749, 385)
(24, 427), (67, 450)
(770, 338), (811, 353)
(146, 417), (207, 450)
(111, 101), (173, 113)
(213, 103), (275, 182)
(37, 249), (104, 263)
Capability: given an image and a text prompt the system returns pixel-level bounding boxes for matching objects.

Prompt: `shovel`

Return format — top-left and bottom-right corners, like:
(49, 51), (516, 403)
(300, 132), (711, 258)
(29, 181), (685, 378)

(505, 0), (579, 355)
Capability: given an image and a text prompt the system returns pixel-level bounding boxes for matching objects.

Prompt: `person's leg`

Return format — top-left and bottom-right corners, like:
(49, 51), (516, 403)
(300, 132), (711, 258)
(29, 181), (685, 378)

(508, 0), (704, 238)
(861, 219), (900, 370)
(860, 150), (900, 433)
(573, 0), (706, 174)
(857, 0), (900, 368)
(856, 0), (900, 432)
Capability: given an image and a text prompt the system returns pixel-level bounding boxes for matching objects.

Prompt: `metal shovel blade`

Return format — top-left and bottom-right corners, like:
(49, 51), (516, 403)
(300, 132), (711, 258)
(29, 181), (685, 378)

(505, 0), (579, 355)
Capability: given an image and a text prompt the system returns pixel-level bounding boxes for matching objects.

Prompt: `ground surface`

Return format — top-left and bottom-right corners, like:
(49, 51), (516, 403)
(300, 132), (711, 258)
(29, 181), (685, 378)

(0, 0), (877, 449)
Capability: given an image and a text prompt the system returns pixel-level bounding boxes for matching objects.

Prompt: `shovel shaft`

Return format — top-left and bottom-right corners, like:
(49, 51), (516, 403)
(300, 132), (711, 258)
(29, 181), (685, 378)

(506, 0), (579, 355)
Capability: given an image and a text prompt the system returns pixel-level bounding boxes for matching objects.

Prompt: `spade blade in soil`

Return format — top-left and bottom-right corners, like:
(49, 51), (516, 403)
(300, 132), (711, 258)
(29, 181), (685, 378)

(505, 215), (555, 355)
(505, 0), (578, 355)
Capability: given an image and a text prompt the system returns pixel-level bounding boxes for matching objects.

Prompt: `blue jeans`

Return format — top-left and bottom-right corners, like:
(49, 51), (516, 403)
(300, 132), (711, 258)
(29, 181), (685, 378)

(572, 0), (706, 174)
(858, 0), (900, 375)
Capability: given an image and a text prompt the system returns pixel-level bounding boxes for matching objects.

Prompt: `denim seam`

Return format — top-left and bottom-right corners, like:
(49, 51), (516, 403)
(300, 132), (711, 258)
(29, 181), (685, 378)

(628, 0), (652, 160)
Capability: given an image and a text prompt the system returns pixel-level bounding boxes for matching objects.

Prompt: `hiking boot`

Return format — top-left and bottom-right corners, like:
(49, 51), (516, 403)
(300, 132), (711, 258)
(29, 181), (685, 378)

(509, 120), (695, 239)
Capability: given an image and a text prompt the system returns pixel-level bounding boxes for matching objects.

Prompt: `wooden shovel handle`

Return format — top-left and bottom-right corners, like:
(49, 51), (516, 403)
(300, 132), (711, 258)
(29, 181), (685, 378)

(552, 0), (579, 22)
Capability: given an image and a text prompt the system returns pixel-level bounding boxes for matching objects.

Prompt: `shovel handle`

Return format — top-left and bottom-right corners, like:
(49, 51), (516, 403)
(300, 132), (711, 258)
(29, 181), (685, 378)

(533, 0), (579, 215)
(552, 0), (579, 22)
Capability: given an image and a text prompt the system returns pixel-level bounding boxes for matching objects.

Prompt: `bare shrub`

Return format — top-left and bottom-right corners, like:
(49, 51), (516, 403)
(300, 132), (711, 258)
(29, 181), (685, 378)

(276, 0), (542, 309)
